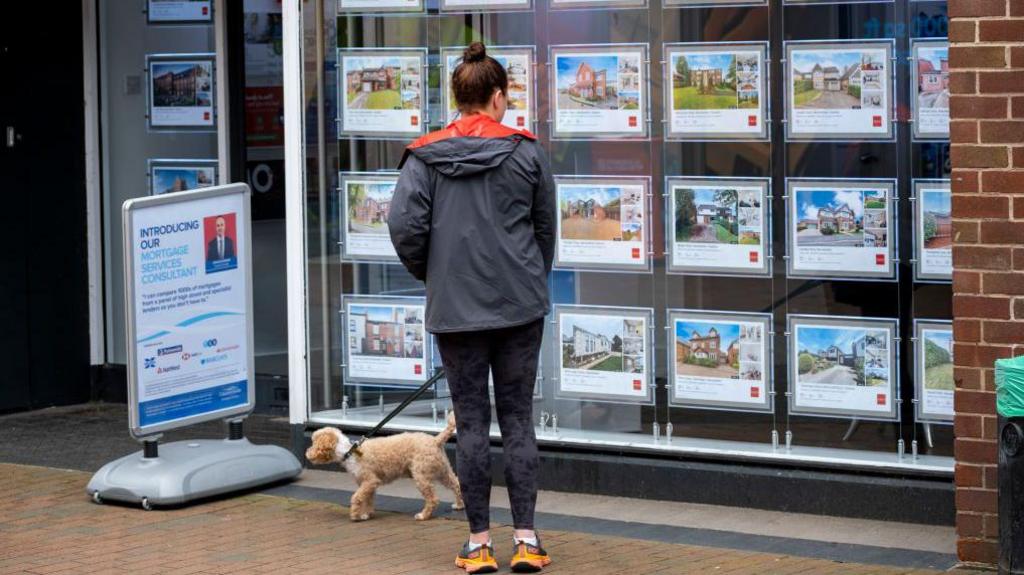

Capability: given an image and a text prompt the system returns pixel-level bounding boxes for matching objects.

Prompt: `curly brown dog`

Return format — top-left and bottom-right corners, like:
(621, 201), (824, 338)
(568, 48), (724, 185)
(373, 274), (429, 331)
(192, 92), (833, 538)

(305, 414), (464, 522)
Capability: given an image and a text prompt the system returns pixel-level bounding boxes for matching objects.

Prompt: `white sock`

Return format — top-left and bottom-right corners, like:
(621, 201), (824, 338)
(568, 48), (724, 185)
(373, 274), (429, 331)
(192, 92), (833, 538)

(467, 539), (491, 551)
(515, 536), (539, 547)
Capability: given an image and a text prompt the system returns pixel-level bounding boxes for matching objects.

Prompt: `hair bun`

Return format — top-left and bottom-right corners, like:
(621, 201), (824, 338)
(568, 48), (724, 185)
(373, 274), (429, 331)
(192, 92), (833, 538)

(463, 42), (487, 63)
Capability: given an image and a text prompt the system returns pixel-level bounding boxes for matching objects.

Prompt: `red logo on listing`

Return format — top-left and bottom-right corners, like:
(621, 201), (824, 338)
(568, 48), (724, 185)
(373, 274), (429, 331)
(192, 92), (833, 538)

(202, 7), (209, 15)
(411, 116), (419, 126)
(750, 387), (760, 398)
(203, 112), (210, 121)
(876, 254), (885, 265)
(876, 393), (887, 406)
(872, 115), (882, 127)
(629, 116), (637, 127)
(749, 251), (758, 263)
(632, 247), (640, 259)
(414, 364), (422, 375)
(748, 115), (757, 127)
(517, 116), (525, 127)
(633, 380), (642, 391)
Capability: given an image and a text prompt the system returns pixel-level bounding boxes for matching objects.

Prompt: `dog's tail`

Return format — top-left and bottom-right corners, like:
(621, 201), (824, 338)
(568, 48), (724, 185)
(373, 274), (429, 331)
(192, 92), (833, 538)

(434, 412), (457, 446)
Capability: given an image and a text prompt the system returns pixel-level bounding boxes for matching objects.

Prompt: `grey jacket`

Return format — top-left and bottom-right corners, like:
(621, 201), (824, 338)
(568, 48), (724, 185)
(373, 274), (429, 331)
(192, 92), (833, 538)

(389, 115), (555, 333)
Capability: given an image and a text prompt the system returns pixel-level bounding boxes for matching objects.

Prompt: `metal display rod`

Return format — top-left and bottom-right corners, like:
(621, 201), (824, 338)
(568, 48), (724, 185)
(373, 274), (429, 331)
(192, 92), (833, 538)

(87, 184), (301, 510)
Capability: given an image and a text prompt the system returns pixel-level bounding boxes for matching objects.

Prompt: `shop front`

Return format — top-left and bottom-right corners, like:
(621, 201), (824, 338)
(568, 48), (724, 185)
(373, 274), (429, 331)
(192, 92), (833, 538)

(278, 0), (954, 523)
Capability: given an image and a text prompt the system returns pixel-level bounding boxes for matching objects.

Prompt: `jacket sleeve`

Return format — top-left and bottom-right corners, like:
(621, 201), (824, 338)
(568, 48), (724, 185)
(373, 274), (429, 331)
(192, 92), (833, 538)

(389, 154), (432, 282)
(532, 147), (556, 274)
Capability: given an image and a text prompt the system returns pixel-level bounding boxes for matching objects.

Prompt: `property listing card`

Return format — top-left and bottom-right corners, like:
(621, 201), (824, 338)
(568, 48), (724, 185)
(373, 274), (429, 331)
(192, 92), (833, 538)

(667, 178), (770, 277)
(669, 311), (772, 412)
(344, 297), (429, 386)
(912, 40), (950, 139)
(338, 49), (426, 137)
(786, 179), (896, 281)
(148, 56), (215, 129)
(556, 306), (652, 404)
(665, 43), (768, 140)
(916, 321), (953, 423)
(555, 176), (650, 272)
(914, 180), (952, 281)
(550, 44), (648, 139)
(786, 41), (894, 140)
(340, 173), (400, 262)
(338, 0), (423, 12)
(789, 315), (899, 420)
(442, 47), (534, 131)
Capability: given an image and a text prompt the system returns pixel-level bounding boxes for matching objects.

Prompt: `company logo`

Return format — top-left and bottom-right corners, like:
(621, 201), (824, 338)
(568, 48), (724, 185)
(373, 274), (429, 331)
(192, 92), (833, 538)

(748, 115), (757, 127)
(872, 115), (882, 127)
(749, 251), (758, 263)
(632, 247), (640, 259)
(876, 393), (887, 406)
(203, 111), (210, 121)
(182, 353), (191, 361)
(202, 6), (208, 14)
(414, 364), (422, 375)
(216, 344), (239, 353)
(144, 357), (156, 369)
(204, 339), (218, 348)
(201, 354), (229, 365)
(633, 379), (642, 391)
(517, 116), (525, 127)
(157, 345), (183, 356)
(411, 116), (419, 126)
(628, 116), (637, 127)
(750, 387), (760, 398)
(157, 365), (180, 374)
(876, 254), (886, 266)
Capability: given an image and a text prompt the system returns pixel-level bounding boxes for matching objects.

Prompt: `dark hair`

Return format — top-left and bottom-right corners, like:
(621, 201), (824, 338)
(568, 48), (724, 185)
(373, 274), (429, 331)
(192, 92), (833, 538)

(451, 42), (508, 114)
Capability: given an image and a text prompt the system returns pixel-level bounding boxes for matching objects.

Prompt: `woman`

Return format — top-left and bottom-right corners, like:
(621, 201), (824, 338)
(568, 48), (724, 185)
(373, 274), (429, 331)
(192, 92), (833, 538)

(389, 41), (555, 574)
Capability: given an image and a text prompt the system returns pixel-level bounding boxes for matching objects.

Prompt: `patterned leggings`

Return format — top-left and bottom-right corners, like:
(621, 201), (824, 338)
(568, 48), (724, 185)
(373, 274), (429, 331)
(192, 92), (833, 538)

(435, 318), (544, 534)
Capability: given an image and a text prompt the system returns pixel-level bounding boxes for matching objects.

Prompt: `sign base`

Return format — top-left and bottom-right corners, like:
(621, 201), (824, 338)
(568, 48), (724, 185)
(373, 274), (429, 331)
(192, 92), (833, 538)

(86, 438), (301, 509)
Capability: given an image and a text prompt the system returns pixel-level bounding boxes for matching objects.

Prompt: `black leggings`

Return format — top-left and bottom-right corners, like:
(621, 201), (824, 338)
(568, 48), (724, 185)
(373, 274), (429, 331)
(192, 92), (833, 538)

(436, 319), (543, 534)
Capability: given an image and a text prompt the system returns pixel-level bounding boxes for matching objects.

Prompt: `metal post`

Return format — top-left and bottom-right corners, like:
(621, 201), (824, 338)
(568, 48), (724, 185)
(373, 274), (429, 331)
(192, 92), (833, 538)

(143, 440), (159, 459)
(228, 419), (244, 441)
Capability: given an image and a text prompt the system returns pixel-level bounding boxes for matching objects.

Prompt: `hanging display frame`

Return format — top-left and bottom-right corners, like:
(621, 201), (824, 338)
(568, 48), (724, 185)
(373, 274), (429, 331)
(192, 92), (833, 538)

(667, 309), (774, 414)
(913, 319), (954, 424)
(910, 38), (951, 141)
(336, 48), (428, 140)
(341, 294), (433, 388)
(440, 46), (537, 132)
(339, 171), (402, 264)
(145, 53), (217, 132)
(912, 179), (952, 283)
(147, 159), (218, 196)
(553, 304), (656, 406)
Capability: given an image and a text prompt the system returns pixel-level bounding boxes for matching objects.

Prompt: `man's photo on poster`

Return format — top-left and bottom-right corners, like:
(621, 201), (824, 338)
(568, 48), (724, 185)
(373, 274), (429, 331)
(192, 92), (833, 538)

(204, 213), (238, 273)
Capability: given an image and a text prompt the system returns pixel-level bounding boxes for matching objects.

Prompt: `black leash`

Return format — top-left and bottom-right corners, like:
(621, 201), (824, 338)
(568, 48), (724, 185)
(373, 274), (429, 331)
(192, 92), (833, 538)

(341, 368), (447, 462)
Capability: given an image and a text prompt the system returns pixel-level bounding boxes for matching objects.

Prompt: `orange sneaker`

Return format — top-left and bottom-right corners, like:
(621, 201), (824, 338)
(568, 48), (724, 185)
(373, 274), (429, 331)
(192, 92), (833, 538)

(510, 538), (551, 573)
(455, 541), (498, 574)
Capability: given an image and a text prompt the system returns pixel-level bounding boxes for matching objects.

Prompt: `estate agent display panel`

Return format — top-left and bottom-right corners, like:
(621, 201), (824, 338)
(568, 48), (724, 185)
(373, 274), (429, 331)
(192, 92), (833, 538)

(298, 0), (953, 474)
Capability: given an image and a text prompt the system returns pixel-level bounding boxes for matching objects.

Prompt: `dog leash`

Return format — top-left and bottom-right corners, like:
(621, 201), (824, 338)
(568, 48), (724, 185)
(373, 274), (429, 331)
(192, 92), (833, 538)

(341, 368), (448, 462)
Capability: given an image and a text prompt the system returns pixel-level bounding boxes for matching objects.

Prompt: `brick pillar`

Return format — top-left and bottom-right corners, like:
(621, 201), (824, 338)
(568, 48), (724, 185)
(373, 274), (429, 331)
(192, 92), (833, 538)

(950, 0), (1024, 565)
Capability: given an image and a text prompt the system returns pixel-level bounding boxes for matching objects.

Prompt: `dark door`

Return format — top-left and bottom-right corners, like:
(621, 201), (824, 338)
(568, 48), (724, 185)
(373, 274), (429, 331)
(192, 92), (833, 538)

(0, 4), (90, 412)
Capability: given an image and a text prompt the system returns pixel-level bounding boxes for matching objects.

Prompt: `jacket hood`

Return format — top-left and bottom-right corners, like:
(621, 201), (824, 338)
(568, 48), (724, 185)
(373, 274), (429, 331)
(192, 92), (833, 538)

(401, 115), (536, 178)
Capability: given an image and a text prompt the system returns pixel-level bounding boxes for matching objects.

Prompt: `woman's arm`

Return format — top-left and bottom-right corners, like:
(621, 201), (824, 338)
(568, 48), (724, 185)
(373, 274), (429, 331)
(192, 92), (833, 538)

(531, 149), (556, 274)
(389, 155), (433, 282)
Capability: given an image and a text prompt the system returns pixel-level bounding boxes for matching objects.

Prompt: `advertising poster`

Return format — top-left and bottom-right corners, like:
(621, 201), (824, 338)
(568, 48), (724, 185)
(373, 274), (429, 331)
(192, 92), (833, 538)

(551, 0), (646, 7)
(786, 179), (896, 281)
(344, 297), (430, 386)
(147, 0), (212, 23)
(441, 0), (532, 9)
(338, 0), (423, 12)
(442, 47), (534, 130)
(667, 177), (770, 277)
(665, 0), (767, 6)
(338, 49), (426, 138)
(789, 315), (899, 421)
(550, 44), (648, 139)
(555, 305), (653, 404)
(785, 41), (894, 140)
(149, 160), (217, 196)
(243, 0), (284, 148)
(914, 180), (952, 282)
(664, 43), (768, 140)
(912, 40), (950, 140)
(340, 172), (400, 263)
(668, 311), (772, 412)
(148, 56), (216, 130)
(126, 187), (251, 434)
(915, 320), (954, 423)
(554, 176), (650, 272)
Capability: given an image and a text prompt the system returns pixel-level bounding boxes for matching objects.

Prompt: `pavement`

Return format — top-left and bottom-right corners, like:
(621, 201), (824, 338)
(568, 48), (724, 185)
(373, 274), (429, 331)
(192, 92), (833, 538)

(0, 403), (989, 574)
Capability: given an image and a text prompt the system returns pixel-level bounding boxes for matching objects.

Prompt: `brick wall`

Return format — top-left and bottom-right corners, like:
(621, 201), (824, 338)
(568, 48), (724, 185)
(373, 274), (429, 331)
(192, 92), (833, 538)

(950, 0), (1024, 565)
